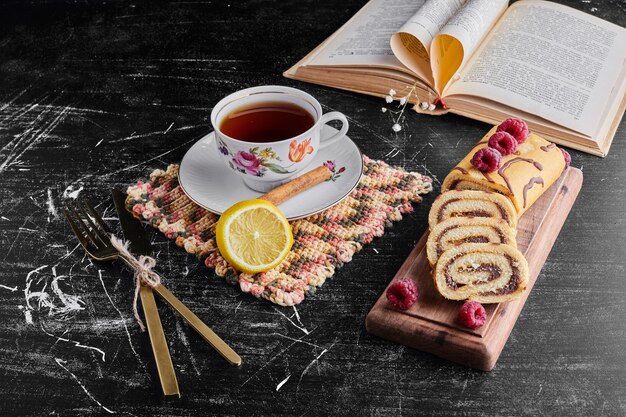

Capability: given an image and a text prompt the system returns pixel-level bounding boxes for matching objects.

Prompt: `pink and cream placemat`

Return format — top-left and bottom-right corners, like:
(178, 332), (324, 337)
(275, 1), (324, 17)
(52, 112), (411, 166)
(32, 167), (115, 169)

(126, 156), (432, 306)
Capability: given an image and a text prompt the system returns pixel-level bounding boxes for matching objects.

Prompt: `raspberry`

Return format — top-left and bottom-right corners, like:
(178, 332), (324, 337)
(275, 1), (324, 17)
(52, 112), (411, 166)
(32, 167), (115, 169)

(471, 147), (502, 172)
(386, 278), (419, 310)
(488, 131), (517, 155)
(497, 118), (529, 144)
(560, 148), (571, 168)
(458, 301), (487, 329)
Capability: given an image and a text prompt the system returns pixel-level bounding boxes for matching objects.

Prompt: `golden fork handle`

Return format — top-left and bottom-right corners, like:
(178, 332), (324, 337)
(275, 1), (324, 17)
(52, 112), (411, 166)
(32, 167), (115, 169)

(139, 285), (180, 398)
(152, 283), (242, 367)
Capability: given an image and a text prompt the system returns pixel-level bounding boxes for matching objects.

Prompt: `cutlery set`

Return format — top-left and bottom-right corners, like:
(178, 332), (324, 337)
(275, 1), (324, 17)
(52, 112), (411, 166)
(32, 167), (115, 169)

(63, 190), (241, 399)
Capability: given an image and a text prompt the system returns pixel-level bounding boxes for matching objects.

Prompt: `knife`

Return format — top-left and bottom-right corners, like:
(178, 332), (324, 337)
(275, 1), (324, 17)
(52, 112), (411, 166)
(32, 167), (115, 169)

(112, 189), (180, 399)
(112, 189), (242, 367)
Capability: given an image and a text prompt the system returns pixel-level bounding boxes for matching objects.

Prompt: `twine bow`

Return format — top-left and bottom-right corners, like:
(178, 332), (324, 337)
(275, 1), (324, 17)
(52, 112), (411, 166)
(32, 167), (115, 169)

(110, 235), (161, 332)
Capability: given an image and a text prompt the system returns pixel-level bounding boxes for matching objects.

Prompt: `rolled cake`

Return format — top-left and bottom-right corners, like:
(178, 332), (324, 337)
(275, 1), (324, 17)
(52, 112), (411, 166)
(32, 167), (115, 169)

(426, 217), (517, 266)
(428, 190), (518, 230)
(433, 243), (529, 303)
(441, 126), (566, 215)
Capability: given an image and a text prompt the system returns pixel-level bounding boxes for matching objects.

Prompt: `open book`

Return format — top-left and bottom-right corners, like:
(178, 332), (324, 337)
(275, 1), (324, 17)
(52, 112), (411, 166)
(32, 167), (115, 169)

(284, 0), (626, 156)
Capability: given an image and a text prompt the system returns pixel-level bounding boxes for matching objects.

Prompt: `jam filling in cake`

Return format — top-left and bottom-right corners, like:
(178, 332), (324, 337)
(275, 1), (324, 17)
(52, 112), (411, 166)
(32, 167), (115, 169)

(428, 189), (518, 230)
(426, 217), (517, 266)
(433, 243), (529, 304)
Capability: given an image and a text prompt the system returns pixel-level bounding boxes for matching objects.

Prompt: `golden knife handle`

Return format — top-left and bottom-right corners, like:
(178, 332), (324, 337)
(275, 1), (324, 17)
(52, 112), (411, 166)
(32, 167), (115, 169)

(139, 285), (181, 398)
(153, 283), (242, 366)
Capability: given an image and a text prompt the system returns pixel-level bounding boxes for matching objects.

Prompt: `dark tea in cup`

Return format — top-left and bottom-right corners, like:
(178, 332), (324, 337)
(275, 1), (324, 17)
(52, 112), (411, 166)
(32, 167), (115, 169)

(220, 101), (315, 143)
(211, 85), (349, 192)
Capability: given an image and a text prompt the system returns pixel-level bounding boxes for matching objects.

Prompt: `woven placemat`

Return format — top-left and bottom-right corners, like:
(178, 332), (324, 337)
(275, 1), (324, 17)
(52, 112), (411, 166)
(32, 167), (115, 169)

(126, 156), (432, 306)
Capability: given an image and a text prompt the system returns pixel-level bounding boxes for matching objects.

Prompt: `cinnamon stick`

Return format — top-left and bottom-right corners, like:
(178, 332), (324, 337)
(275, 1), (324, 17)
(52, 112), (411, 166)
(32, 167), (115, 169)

(260, 165), (331, 206)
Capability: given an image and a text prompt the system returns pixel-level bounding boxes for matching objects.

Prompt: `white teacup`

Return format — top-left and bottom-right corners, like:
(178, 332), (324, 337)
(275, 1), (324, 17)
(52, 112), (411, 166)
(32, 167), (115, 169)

(210, 85), (349, 192)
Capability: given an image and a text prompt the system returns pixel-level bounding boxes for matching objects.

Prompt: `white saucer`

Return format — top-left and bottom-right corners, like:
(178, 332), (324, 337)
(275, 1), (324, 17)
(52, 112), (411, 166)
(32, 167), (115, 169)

(178, 125), (363, 220)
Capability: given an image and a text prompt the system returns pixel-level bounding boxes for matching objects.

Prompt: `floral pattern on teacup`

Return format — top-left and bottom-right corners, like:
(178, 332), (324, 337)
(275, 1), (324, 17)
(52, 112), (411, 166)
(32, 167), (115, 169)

(232, 151), (263, 176)
(218, 140), (230, 156)
(288, 138), (314, 163)
(219, 138), (295, 177)
(323, 160), (345, 181)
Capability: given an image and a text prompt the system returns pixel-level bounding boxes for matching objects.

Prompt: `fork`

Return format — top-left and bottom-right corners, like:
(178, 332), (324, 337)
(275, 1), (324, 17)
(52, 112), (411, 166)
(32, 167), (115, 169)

(64, 202), (242, 367)
(64, 202), (180, 399)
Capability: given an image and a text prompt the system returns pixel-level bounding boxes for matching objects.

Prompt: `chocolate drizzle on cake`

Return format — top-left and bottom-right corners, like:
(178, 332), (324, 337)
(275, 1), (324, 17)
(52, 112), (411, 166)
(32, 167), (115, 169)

(481, 171), (496, 183)
(498, 157), (543, 193)
(452, 166), (468, 175)
(522, 177), (544, 208)
(540, 143), (556, 152)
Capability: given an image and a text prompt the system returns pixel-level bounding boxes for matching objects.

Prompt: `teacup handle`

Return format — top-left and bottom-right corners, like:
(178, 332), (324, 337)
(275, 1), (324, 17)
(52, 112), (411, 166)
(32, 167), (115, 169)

(319, 112), (349, 149)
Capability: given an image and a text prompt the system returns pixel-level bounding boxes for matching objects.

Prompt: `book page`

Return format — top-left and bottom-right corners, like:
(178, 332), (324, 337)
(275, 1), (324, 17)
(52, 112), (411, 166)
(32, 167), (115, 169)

(390, 0), (467, 85)
(308, 0), (427, 70)
(430, 0), (508, 94)
(447, 0), (626, 136)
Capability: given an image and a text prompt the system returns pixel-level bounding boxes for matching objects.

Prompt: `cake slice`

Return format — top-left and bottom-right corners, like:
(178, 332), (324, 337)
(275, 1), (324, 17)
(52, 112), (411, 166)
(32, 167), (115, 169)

(426, 217), (517, 266)
(433, 243), (529, 304)
(428, 190), (518, 230)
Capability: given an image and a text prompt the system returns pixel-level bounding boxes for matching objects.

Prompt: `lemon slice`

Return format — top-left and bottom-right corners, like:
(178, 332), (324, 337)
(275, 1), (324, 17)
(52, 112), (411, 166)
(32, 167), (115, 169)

(216, 199), (293, 274)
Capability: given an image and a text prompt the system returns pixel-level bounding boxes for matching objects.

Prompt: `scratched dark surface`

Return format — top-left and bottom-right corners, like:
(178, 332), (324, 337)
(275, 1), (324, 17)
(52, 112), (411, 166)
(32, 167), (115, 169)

(1, 0), (625, 416)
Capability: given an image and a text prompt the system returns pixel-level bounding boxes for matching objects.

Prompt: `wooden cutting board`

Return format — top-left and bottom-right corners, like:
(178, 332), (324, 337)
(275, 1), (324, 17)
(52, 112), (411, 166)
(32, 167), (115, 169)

(365, 167), (583, 371)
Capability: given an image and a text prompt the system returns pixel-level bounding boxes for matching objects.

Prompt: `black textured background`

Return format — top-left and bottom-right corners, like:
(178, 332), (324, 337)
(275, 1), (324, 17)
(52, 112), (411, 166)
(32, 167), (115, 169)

(1, 0), (625, 415)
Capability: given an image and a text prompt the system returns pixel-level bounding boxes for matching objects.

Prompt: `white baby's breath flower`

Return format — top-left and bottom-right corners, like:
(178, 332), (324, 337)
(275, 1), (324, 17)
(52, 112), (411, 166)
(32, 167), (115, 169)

(381, 81), (423, 134)
(428, 103), (436, 111)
